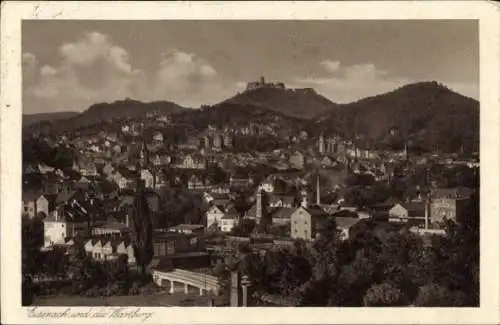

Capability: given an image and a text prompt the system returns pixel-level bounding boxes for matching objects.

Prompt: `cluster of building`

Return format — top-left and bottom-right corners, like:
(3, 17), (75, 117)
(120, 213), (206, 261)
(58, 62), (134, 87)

(22, 107), (479, 286)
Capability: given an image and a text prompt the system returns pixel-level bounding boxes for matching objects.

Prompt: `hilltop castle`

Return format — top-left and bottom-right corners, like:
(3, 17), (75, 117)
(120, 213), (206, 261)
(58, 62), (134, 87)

(246, 76), (286, 91)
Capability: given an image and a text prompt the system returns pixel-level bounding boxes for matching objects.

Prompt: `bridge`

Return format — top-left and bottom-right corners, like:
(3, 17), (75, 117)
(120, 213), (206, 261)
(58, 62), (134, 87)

(151, 268), (221, 296)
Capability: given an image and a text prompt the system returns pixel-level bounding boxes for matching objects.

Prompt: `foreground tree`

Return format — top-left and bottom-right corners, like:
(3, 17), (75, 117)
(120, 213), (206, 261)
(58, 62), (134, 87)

(130, 177), (154, 277)
(230, 219), (256, 237)
(363, 282), (407, 306)
(413, 283), (467, 307)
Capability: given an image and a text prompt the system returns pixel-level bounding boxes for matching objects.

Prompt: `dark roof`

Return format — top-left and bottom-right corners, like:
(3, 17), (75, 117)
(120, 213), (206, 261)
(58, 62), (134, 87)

(44, 194), (58, 207)
(269, 207), (296, 219)
(335, 217), (363, 229)
(401, 202), (425, 213)
(116, 166), (137, 179)
(22, 191), (41, 202)
(169, 224), (204, 231)
(269, 195), (295, 206)
(371, 197), (400, 209)
(55, 190), (77, 204)
(304, 205), (328, 217)
(430, 187), (475, 199)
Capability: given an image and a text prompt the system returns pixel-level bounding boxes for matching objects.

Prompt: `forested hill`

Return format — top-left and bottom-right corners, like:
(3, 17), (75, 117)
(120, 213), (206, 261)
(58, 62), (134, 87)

(221, 87), (338, 119)
(23, 112), (79, 126)
(23, 98), (189, 134)
(316, 81), (479, 153)
(172, 103), (311, 134)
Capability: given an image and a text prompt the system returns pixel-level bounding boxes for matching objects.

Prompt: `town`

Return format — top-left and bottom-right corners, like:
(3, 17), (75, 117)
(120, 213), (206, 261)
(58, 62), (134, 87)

(21, 82), (480, 307)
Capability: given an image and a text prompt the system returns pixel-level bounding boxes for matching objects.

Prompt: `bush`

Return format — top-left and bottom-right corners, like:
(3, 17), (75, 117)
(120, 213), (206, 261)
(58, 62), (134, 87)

(85, 286), (100, 297)
(98, 287), (108, 296)
(139, 282), (159, 295)
(105, 283), (122, 297)
(128, 282), (140, 295)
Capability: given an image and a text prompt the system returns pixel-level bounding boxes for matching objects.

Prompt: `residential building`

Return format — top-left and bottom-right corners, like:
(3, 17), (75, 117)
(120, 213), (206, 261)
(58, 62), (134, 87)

(22, 192), (49, 218)
(152, 232), (197, 257)
(335, 217), (368, 241)
(430, 196), (471, 226)
(289, 151), (305, 170)
(168, 224), (205, 235)
(221, 207), (239, 233)
(206, 205), (226, 229)
(268, 195), (296, 208)
(290, 206), (328, 241)
(269, 207), (296, 225)
(175, 154), (206, 170)
(388, 202), (426, 225)
(141, 169), (155, 189)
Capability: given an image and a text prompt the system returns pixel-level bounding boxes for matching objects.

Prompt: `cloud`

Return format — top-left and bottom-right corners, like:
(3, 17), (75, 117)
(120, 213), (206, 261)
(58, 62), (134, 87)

(295, 61), (410, 103)
(22, 52), (38, 84)
(150, 49), (232, 106)
(24, 31), (147, 113)
(320, 60), (340, 73)
(23, 32), (242, 113)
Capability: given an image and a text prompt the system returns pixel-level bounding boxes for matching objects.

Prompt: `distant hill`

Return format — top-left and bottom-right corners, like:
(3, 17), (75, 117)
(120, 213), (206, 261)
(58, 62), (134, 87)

(23, 111), (79, 126)
(23, 98), (189, 133)
(70, 98), (189, 128)
(317, 81), (479, 153)
(220, 87), (338, 119)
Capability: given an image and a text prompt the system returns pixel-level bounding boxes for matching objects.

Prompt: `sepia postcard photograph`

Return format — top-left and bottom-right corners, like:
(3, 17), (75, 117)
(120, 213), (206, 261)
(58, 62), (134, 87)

(1, 1), (500, 324)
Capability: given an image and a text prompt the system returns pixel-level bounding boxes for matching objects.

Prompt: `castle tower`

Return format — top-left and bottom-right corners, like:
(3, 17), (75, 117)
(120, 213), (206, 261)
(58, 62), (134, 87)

(259, 75), (265, 85)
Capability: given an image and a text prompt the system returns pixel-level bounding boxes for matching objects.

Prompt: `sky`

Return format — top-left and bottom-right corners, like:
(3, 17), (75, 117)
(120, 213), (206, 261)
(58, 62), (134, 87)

(22, 20), (478, 114)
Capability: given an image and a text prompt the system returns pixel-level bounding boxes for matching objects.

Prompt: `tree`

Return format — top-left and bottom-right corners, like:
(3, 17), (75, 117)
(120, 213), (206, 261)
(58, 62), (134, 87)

(106, 255), (131, 294)
(363, 282), (406, 306)
(22, 275), (34, 306)
(338, 251), (378, 306)
(67, 244), (94, 293)
(130, 179), (154, 277)
(413, 283), (467, 306)
(230, 219), (256, 237)
(22, 216), (45, 275)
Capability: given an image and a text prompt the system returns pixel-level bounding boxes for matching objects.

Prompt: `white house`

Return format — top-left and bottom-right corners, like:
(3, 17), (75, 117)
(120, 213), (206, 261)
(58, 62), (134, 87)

(140, 169), (155, 189)
(258, 180), (275, 193)
(220, 215), (238, 233)
(43, 219), (68, 248)
(206, 205), (225, 228)
(153, 132), (164, 143)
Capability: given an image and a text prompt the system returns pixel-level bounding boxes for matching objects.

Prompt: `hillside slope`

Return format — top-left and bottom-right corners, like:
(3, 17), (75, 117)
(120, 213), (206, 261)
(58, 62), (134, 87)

(221, 87), (338, 119)
(317, 81), (479, 153)
(23, 98), (189, 133)
(23, 112), (79, 126)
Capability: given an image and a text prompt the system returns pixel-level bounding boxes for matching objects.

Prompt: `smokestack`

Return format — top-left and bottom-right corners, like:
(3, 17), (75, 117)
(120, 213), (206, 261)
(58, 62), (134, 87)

(316, 174), (321, 205)
(256, 189), (263, 221)
(424, 198), (430, 230)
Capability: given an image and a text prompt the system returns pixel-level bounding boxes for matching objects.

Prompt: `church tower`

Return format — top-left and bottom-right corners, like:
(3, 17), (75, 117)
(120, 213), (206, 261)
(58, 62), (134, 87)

(318, 133), (325, 154)
(256, 188), (266, 222)
(301, 188), (309, 208)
